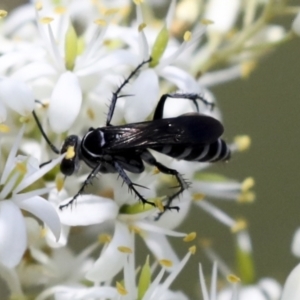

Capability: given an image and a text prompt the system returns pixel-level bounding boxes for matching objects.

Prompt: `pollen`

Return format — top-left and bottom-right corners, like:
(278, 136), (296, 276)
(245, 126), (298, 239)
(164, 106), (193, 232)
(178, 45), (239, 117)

(234, 135), (251, 152)
(241, 61), (257, 78)
(159, 259), (173, 268)
(192, 193), (205, 201)
(201, 18), (214, 25)
(138, 23), (147, 32)
(183, 31), (192, 42)
(183, 232), (197, 242)
(0, 124), (10, 133)
(40, 17), (54, 24)
(87, 108), (95, 120)
(54, 6), (67, 15)
(154, 198), (164, 212)
(98, 234), (112, 244)
(227, 274), (241, 283)
(55, 174), (64, 192)
(199, 238), (212, 248)
(238, 191), (255, 203)
(35, 1), (43, 11)
(241, 177), (255, 192)
(116, 282), (128, 295)
(133, 0), (144, 5)
(118, 246), (133, 254)
(0, 10), (8, 18)
(65, 146), (75, 159)
(129, 225), (142, 234)
(152, 167), (160, 175)
(104, 8), (119, 16)
(16, 162), (27, 174)
(94, 19), (107, 26)
(231, 219), (248, 233)
(19, 116), (30, 124)
(40, 227), (47, 238)
(189, 245), (196, 254)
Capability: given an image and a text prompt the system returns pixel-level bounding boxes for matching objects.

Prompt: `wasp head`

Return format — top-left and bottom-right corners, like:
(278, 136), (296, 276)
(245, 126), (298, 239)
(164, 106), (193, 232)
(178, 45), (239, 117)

(60, 135), (81, 176)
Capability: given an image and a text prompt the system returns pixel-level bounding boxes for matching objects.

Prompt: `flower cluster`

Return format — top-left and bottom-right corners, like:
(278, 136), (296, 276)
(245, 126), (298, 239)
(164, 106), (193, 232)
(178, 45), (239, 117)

(0, 0), (299, 299)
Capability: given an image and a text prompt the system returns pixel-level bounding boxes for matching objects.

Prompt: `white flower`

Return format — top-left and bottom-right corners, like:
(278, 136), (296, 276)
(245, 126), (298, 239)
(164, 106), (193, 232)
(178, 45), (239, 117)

(281, 263), (300, 300)
(55, 190), (194, 284)
(0, 126), (62, 267)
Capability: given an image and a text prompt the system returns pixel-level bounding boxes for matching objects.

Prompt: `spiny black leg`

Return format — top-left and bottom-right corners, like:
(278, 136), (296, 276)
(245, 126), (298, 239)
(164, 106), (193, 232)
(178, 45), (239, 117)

(114, 161), (156, 207)
(106, 57), (152, 126)
(153, 93), (214, 120)
(141, 150), (190, 218)
(59, 163), (102, 210)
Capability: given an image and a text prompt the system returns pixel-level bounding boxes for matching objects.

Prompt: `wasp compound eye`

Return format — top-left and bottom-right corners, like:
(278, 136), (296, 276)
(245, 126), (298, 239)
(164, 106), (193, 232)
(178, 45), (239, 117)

(60, 135), (81, 176)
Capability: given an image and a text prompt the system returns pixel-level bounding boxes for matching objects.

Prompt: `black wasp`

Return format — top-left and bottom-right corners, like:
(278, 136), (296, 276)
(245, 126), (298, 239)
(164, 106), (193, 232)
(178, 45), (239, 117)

(33, 58), (230, 215)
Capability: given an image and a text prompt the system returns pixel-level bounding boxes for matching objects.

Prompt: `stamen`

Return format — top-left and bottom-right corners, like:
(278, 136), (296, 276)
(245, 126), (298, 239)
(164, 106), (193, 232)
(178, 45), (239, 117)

(159, 259), (173, 268)
(184, 232), (197, 242)
(227, 274), (241, 283)
(118, 246), (133, 253)
(0, 124), (10, 133)
(40, 17), (54, 24)
(116, 282), (128, 295)
(0, 10), (8, 18)
(98, 234), (112, 244)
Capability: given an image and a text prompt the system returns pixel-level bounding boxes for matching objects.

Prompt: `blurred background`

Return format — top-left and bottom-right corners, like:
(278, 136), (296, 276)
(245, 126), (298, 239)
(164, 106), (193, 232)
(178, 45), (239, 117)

(1, 0), (300, 298)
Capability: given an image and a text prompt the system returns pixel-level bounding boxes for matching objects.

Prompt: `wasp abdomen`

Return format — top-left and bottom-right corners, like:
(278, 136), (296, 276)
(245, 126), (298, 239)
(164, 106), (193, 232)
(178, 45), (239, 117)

(151, 138), (230, 162)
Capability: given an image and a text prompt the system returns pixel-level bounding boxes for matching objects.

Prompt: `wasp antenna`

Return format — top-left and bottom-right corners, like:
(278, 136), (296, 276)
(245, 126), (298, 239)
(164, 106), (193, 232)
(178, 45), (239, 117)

(39, 159), (53, 168)
(32, 110), (60, 154)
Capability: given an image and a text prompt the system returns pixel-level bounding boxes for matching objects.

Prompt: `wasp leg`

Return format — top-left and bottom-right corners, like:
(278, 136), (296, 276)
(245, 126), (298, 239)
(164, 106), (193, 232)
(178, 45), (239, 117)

(141, 150), (190, 218)
(114, 161), (156, 208)
(59, 163), (102, 210)
(106, 57), (152, 126)
(153, 93), (214, 120)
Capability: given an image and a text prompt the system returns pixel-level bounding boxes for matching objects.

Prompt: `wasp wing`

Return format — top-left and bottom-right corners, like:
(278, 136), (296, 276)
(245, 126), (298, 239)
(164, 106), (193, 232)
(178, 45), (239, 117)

(102, 115), (224, 151)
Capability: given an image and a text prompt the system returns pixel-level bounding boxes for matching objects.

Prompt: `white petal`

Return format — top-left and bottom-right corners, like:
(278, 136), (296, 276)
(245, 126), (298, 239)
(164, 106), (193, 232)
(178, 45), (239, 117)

(3, 4), (35, 36)
(15, 196), (61, 241)
(0, 201), (27, 268)
(12, 62), (56, 82)
(142, 231), (179, 271)
(205, 0), (240, 33)
(86, 221), (132, 282)
(291, 227), (300, 257)
(46, 224), (70, 248)
(159, 65), (200, 91)
(292, 12), (300, 36)
(0, 263), (23, 295)
(281, 263), (300, 300)
(48, 72), (82, 133)
(1, 125), (25, 185)
(58, 195), (119, 226)
(154, 198), (191, 229)
(0, 79), (35, 116)
(0, 100), (7, 122)
(125, 69), (159, 123)
(258, 278), (281, 300)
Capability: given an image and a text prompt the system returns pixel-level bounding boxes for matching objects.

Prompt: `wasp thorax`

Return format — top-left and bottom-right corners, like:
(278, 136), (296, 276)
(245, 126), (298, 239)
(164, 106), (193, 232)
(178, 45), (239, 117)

(60, 135), (81, 176)
(82, 129), (105, 155)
